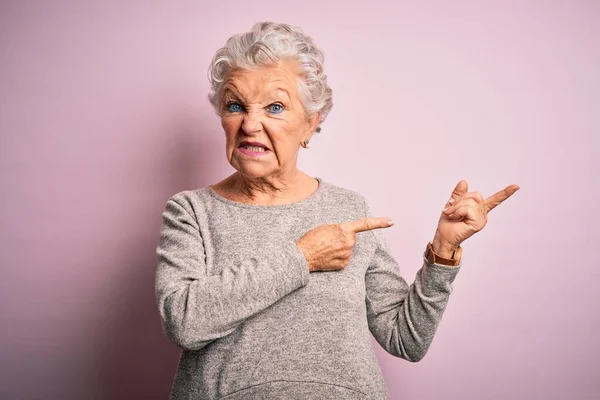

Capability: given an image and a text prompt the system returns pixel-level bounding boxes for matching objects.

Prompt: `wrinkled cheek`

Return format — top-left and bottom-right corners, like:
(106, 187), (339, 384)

(221, 120), (238, 148)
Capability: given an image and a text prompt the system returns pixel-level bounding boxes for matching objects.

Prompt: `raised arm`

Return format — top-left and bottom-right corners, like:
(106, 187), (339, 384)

(364, 221), (460, 362)
(155, 197), (309, 351)
(364, 180), (519, 361)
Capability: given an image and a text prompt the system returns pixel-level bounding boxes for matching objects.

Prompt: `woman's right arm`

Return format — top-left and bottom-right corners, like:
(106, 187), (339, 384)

(155, 197), (309, 351)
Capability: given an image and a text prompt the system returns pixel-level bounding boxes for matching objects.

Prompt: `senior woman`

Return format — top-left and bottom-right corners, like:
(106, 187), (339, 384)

(155, 22), (519, 400)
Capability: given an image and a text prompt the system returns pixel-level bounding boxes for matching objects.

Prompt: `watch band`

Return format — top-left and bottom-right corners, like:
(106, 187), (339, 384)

(424, 242), (462, 266)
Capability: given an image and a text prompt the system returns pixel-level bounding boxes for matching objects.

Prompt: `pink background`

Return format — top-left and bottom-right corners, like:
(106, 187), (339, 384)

(1, 1), (598, 399)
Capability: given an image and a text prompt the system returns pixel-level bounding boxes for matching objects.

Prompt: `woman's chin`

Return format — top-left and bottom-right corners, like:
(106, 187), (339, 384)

(232, 163), (275, 180)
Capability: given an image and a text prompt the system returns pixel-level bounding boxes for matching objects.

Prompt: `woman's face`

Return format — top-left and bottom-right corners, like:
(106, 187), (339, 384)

(220, 60), (318, 180)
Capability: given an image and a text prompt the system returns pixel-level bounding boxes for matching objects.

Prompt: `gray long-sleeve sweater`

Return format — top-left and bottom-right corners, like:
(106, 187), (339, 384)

(155, 177), (461, 399)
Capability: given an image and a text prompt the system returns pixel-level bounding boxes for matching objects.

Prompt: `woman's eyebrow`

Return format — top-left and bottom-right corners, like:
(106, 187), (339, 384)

(222, 86), (245, 102)
(222, 86), (291, 103)
(271, 88), (291, 102)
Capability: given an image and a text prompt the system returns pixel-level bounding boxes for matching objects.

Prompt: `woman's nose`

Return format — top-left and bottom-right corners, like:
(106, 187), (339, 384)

(241, 112), (263, 135)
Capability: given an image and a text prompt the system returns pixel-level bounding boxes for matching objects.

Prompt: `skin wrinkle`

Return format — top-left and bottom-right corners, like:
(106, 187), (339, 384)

(213, 59), (320, 205)
(223, 84), (292, 111)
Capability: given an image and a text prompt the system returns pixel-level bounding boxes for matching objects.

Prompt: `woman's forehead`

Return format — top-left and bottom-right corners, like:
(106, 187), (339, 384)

(224, 65), (299, 101)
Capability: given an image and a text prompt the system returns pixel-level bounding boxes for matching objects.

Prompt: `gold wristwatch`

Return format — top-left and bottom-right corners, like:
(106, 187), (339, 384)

(424, 242), (462, 267)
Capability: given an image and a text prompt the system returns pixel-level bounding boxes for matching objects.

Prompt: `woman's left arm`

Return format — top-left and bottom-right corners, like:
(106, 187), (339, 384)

(364, 224), (459, 362)
(363, 180), (519, 362)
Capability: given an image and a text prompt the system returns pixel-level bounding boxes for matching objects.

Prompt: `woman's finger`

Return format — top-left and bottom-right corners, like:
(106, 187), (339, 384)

(462, 191), (485, 203)
(484, 184), (520, 212)
(444, 180), (469, 206)
(445, 190), (483, 209)
(447, 204), (471, 220)
(443, 197), (478, 215)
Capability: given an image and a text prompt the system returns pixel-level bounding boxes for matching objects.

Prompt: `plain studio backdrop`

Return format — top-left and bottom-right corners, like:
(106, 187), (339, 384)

(1, 1), (598, 399)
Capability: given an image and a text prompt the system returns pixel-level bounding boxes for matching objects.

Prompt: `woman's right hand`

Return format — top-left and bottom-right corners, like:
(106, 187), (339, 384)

(296, 218), (393, 272)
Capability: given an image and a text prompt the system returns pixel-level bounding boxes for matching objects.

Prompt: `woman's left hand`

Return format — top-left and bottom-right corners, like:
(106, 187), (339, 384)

(432, 180), (520, 258)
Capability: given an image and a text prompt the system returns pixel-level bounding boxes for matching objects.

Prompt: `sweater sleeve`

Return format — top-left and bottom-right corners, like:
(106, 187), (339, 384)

(363, 198), (461, 362)
(155, 197), (310, 351)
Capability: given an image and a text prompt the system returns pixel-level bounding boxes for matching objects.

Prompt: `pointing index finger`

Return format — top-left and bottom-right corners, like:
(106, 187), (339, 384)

(484, 184), (520, 212)
(342, 217), (393, 233)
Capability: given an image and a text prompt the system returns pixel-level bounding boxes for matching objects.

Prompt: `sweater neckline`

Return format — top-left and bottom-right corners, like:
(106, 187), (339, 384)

(205, 177), (325, 210)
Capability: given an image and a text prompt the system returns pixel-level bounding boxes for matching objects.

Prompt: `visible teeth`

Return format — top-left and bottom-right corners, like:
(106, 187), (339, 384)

(244, 146), (265, 152)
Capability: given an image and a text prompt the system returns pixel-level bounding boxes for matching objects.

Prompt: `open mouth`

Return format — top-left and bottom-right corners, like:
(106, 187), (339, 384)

(240, 145), (267, 152)
(238, 141), (270, 154)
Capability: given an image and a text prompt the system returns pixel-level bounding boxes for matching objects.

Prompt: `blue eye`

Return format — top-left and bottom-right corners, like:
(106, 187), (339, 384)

(267, 103), (284, 114)
(227, 102), (243, 112)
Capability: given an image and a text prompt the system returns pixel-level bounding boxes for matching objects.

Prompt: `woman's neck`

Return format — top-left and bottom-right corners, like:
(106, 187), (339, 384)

(215, 171), (318, 206)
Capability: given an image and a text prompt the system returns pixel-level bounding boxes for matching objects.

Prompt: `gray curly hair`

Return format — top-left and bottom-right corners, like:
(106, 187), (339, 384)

(207, 22), (333, 132)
